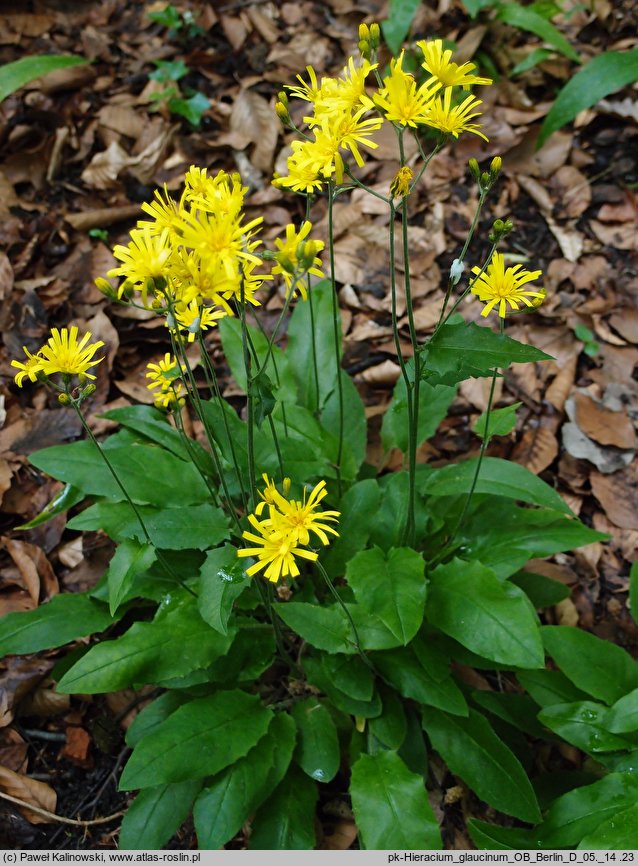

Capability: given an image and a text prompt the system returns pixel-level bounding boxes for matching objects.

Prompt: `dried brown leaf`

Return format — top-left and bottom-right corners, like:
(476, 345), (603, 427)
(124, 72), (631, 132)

(230, 90), (279, 173)
(511, 426), (558, 474)
(591, 464), (638, 530)
(0, 766), (56, 825)
(574, 392), (638, 449)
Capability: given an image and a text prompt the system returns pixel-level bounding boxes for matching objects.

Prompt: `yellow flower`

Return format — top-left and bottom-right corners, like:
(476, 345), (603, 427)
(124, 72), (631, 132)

(237, 514), (319, 583)
(423, 88), (488, 141)
(153, 382), (186, 411)
(38, 327), (105, 380)
(108, 227), (173, 303)
(138, 185), (182, 234)
(11, 346), (43, 387)
(308, 106), (382, 173)
(237, 477), (340, 583)
(365, 50), (440, 127)
(390, 166), (413, 198)
(146, 353), (181, 393)
(418, 39), (492, 89)
(271, 221), (325, 299)
(287, 65), (326, 104)
(470, 252), (545, 318)
(172, 300), (226, 342)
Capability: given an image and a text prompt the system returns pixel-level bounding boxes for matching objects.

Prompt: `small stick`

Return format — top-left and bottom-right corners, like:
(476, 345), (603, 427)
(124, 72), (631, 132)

(0, 790), (123, 827)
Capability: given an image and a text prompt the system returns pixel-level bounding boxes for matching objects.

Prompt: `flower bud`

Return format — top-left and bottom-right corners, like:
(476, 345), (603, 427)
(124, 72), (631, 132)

(369, 23), (380, 49)
(480, 171), (490, 188)
(490, 156), (502, 177)
(58, 393), (71, 405)
(358, 39), (371, 60)
(94, 277), (116, 299)
(274, 252), (296, 275)
(81, 383), (97, 398)
(488, 218), (514, 243)
(359, 23), (370, 42)
(468, 158), (480, 181)
(389, 166), (413, 199)
(275, 101), (291, 125)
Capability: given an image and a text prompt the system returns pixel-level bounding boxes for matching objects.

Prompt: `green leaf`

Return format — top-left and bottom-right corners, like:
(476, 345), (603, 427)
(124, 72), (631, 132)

(321, 370), (367, 477)
(150, 58), (189, 82)
(517, 669), (590, 709)
(276, 602), (354, 654)
(322, 653), (374, 700)
(0, 593), (113, 656)
(538, 49), (638, 147)
(105, 539), (157, 616)
(607, 687), (638, 733)
(381, 372), (456, 452)
(287, 279), (338, 413)
(101, 404), (215, 473)
(120, 691), (273, 789)
(373, 642), (468, 716)
(351, 751), (441, 849)
(0, 55), (88, 102)
(369, 685), (407, 750)
(292, 698), (340, 783)
(472, 692), (548, 739)
(118, 781), (202, 849)
(303, 655), (382, 719)
(579, 802), (638, 849)
(510, 571), (570, 609)
(198, 545), (250, 635)
(208, 624), (275, 685)
(126, 691), (189, 748)
(511, 47), (554, 76)
(427, 559), (544, 669)
(194, 713), (295, 849)
(422, 455), (571, 514)
(539, 701), (634, 753)
(322, 479), (381, 573)
(16, 483), (85, 530)
(423, 320), (551, 387)
(347, 604), (406, 651)
(346, 546), (426, 644)
(473, 402), (521, 441)
(468, 819), (535, 850)
(630, 560), (638, 627)
(381, 0), (422, 54)
(30, 441), (210, 506)
(535, 773), (638, 848)
(68, 501), (229, 551)
(168, 91), (209, 127)
(369, 471), (429, 550)
(219, 316), (297, 404)
(422, 706), (541, 823)
(541, 625), (638, 705)
(496, 3), (580, 62)
(249, 764), (317, 850)
(57, 598), (233, 693)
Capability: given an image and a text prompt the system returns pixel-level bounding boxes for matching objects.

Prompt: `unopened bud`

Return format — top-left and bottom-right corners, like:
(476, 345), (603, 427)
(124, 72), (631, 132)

(490, 156), (502, 177)
(358, 23), (370, 42)
(389, 165), (413, 199)
(94, 277), (116, 299)
(480, 171), (490, 188)
(468, 158), (480, 181)
(369, 23), (380, 49)
(489, 217), (514, 243)
(275, 253), (296, 275)
(297, 240), (322, 270)
(358, 39), (371, 60)
(275, 101), (291, 124)
(82, 383), (97, 398)
(58, 393), (71, 405)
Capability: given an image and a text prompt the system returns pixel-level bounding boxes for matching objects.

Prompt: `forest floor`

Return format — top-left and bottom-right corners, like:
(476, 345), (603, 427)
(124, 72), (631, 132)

(1, 0), (638, 850)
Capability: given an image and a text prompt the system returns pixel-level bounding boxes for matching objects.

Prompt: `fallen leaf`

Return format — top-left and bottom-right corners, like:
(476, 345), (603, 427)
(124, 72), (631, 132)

(230, 89), (279, 173)
(1, 538), (58, 603)
(511, 425), (559, 474)
(574, 392), (638, 449)
(59, 727), (92, 768)
(0, 766), (56, 824)
(591, 464), (638, 530)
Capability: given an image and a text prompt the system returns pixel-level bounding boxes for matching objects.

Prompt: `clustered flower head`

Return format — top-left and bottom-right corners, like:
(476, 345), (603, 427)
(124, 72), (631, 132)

(145, 353), (185, 411)
(470, 252), (546, 318)
(96, 167), (324, 332)
(11, 327), (104, 389)
(237, 475), (340, 583)
(275, 34), (493, 194)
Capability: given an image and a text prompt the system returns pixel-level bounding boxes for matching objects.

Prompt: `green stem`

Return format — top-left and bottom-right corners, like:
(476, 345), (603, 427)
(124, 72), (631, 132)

(239, 292), (257, 509)
(315, 560), (374, 671)
(304, 195), (321, 415)
(327, 182), (344, 497)
(171, 399), (222, 509)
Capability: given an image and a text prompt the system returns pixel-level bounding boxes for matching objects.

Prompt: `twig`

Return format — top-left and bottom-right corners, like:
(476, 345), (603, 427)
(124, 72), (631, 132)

(0, 790), (123, 827)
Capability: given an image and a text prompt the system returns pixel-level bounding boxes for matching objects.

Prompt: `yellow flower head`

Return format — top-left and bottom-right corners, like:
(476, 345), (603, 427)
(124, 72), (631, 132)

(153, 382), (186, 411)
(390, 166), (414, 199)
(237, 513), (319, 583)
(272, 221), (325, 300)
(108, 227), (173, 304)
(418, 39), (492, 89)
(423, 88), (488, 141)
(366, 50), (441, 127)
(146, 353), (181, 392)
(11, 346), (43, 387)
(471, 252), (545, 318)
(238, 477), (340, 582)
(172, 300), (226, 342)
(38, 327), (104, 380)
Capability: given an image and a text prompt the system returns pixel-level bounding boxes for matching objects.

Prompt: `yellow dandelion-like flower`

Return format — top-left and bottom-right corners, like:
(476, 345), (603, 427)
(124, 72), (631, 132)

(153, 382), (186, 411)
(38, 327), (104, 380)
(172, 299), (226, 342)
(422, 87), (488, 141)
(263, 479), (340, 548)
(108, 227), (174, 303)
(237, 513), (319, 583)
(138, 185), (182, 234)
(365, 50), (441, 127)
(255, 473), (292, 516)
(287, 65), (328, 104)
(271, 221), (325, 300)
(146, 353), (181, 392)
(418, 39), (492, 89)
(470, 252), (545, 318)
(389, 166), (414, 199)
(11, 346), (43, 387)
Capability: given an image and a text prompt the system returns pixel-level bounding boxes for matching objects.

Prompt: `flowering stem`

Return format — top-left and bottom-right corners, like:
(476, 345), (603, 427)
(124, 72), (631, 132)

(327, 182), (344, 497)
(171, 402), (222, 509)
(251, 315), (290, 440)
(305, 195), (321, 415)
(315, 560), (374, 671)
(197, 335), (248, 513)
(69, 399), (196, 598)
(438, 188), (488, 326)
(239, 289), (257, 510)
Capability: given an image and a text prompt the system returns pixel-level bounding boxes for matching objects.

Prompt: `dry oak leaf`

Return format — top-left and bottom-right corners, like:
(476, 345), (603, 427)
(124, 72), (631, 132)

(591, 464), (638, 530)
(1, 538), (58, 603)
(574, 392), (638, 450)
(230, 89), (279, 174)
(511, 426), (559, 475)
(0, 766), (56, 825)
